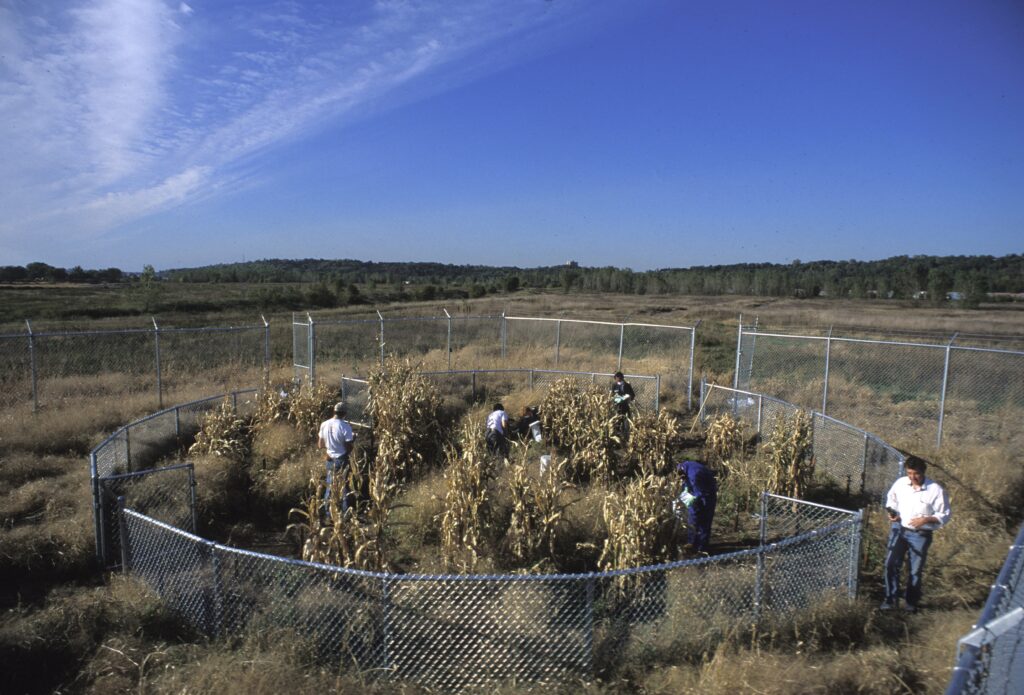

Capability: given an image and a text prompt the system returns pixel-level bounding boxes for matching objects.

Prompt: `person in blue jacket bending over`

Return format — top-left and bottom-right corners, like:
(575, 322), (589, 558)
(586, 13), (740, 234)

(676, 460), (718, 553)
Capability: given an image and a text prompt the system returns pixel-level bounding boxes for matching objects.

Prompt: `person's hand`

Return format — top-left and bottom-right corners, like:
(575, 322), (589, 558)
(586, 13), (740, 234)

(908, 516), (930, 529)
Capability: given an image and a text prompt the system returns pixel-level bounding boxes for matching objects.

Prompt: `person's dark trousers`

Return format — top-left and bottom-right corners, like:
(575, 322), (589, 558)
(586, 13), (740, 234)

(687, 494), (717, 552)
(486, 430), (508, 457)
(884, 524), (933, 609)
(324, 455), (354, 514)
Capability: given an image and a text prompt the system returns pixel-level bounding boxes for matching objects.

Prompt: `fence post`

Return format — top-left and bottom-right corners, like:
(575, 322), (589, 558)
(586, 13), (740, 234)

(555, 319), (561, 367)
(382, 576), (392, 673)
(91, 454), (103, 564)
(822, 326), (832, 416)
(688, 321), (700, 411)
(585, 575), (595, 680)
(261, 314), (270, 380)
(655, 374), (661, 411)
(26, 320), (39, 412)
(756, 395), (763, 436)
(617, 323), (625, 372)
(188, 464), (198, 533)
(501, 313), (507, 361)
(125, 427), (132, 473)
(733, 316), (743, 390)
(377, 309), (385, 367)
(755, 492), (767, 623)
(937, 333), (957, 448)
(153, 317), (163, 409)
(444, 308), (452, 371)
(117, 496), (131, 572)
(529, 369), (534, 390)
(307, 313), (315, 386)
(472, 372), (477, 402)
(848, 511), (863, 599)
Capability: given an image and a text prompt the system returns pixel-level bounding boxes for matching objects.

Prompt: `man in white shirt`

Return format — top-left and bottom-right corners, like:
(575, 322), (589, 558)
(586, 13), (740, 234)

(881, 457), (951, 613)
(485, 403), (509, 457)
(318, 402), (356, 513)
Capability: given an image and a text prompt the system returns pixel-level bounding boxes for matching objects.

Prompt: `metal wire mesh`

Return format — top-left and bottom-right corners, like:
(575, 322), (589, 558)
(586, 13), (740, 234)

(119, 494), (860, 691)
(102, 464), (195, 570)
(737, 328), (1024, 449)
(947, 523), (1024, 695)
(0, 324), (270, 411)
(699, 385), (903, 497)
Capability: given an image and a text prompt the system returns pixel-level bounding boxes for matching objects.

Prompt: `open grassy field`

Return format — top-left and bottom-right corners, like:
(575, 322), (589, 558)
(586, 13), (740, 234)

(1, 291), (1022, 693)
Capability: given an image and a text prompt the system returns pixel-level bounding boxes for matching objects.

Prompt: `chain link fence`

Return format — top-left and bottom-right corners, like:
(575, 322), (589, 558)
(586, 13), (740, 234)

(296, 314), (695, 410)
(946, 522), (1024, 695)
(1, 321), (272, 412)
(734, 325), (1024, 449)
(119, 490), (859, 691)
(91, 389), (258, 566)
(698, 383), (905, 497)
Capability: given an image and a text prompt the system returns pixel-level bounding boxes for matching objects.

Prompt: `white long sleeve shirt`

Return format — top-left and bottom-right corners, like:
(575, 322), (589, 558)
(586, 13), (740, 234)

(885, 476), (951, 531)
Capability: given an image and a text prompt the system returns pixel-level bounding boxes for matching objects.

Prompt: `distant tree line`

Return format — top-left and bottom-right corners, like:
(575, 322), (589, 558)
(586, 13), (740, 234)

(162, 254), (1022, 303)
(5, 255), (1021, 311)
(0, 262), (125, 284)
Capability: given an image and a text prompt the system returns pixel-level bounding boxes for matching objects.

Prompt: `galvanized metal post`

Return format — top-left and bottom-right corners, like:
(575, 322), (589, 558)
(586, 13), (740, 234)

(862, 432), (869, 494)
(153, 317), (163, 409)
(529, 369), (534, 390)
(382, 576), (392, 672)
(308, 313), (317, 385)
(555, 319), (561, 367)
(655, 374), (661, 411)
(617, 323), (625, 372)
(821, 326), (832, 416)
(261, 314), (270, 380)
(755, 492), (767, 623)
(91, 453), (102, 564)
(756, 395), (763, 436)
(848, 511), (863, 598)
(733, 316), (743, 390)
(125, 428), (132, 473)
(444, 308), (452, 371)
(471, 372), (477, 402)
(377, 310), (385, 367)
(188, 464), (198, 532)
(937, 333), (957, 447)
(688, 320), (700, 411)
(501, 313), (507, 361)
(26, 320), (38, 412)
(117, 496), (131, 572)
(174, 406), (181, 440)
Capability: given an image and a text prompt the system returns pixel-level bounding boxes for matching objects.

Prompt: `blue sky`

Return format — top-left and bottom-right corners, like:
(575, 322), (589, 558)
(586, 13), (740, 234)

(2, 0), (1022, 272)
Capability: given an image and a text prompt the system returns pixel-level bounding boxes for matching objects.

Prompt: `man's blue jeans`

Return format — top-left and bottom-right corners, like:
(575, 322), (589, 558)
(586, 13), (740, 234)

(884, 524), (933, 608)
(324, 455), (353, 514)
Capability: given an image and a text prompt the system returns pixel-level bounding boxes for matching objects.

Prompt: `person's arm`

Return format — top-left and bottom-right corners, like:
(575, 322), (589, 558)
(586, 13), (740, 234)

(908, 485), (950, 529)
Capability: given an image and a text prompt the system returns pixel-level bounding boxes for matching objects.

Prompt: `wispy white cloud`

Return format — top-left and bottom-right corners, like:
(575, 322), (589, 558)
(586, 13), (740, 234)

(0, 0), (586, 262)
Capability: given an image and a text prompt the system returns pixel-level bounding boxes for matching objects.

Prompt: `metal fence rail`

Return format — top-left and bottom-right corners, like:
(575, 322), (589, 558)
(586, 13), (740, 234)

(698, 383), (905, 497)
(295, 313), (697, 409)
(734, 324), (1024, 448)
(120, 492), (860, 691)
(946, 522), (1024, 695)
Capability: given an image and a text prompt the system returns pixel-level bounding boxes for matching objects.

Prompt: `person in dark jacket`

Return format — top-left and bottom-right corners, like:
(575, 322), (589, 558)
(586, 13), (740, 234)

(610, 372), (635, 416)
(675, 459), (718, 553)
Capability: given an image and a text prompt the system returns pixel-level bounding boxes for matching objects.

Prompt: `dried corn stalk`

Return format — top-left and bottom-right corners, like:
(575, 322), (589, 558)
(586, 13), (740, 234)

(598, 473), (676, 574)
(440, 419), (493, 572)
(368, 358), (442, 482)
(189, 398), (249, 460)
(540, 377), (620, 482)
(704, 413), (743, 465)
(763, 409), (814, 498)
(624, 409), (681, 476)
(288, 381), (338, 438)
(250, 378), (292, 436)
